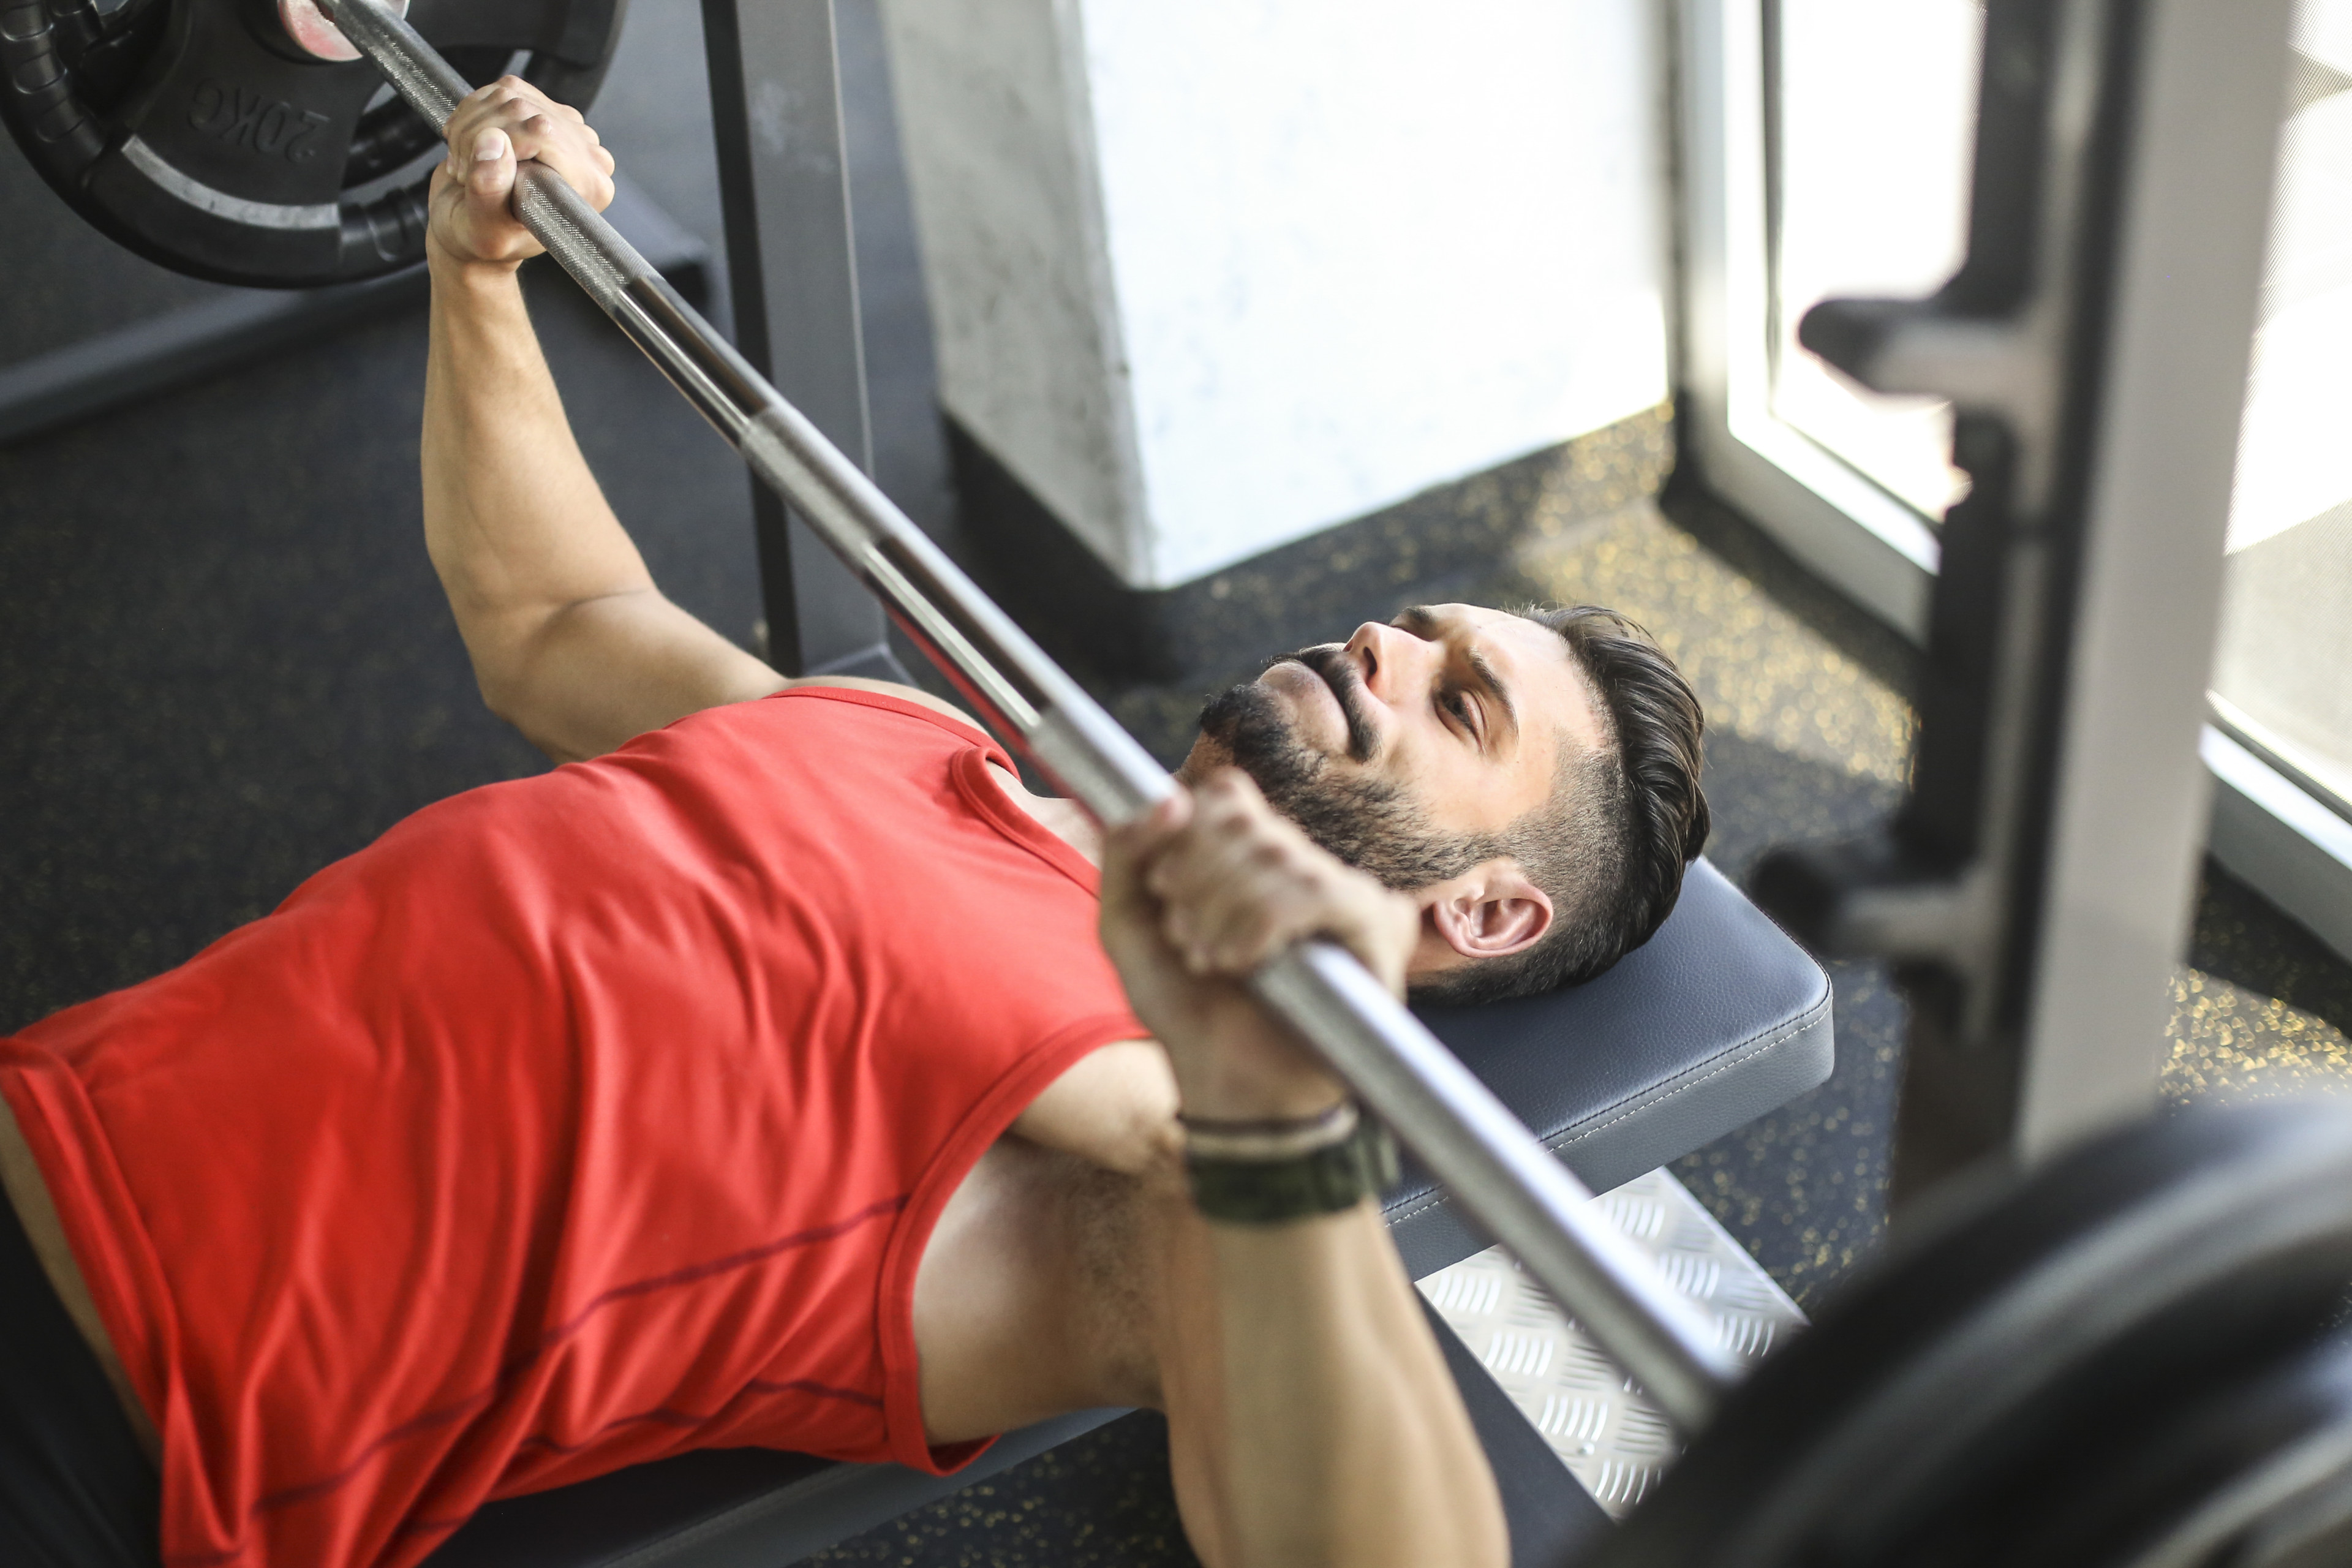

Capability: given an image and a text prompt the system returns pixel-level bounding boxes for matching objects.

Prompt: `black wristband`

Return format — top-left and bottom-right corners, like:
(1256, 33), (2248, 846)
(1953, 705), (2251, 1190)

(1186, 1115), (1400, 1226)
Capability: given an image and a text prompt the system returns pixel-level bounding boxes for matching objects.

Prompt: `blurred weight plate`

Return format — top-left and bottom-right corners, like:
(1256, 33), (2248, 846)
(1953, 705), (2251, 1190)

(1, 0), (627, 287)
(1597, 1101), (2352, 1568)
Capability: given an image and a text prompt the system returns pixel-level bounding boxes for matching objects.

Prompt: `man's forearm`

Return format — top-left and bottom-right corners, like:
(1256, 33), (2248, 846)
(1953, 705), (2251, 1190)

(1103, 782), (1507, 1568)
(1161, 1199), (1509, 1568)
(421, 262), (653, 700)
(415, 91), (788, 762)
(420, 250), (784, 761)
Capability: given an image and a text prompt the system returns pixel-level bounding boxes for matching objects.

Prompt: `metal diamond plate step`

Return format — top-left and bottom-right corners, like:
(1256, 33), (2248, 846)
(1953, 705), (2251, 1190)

(1417, 1167), (1807, 1518)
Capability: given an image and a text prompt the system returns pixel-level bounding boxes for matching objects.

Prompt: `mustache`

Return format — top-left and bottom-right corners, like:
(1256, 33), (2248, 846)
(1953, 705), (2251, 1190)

(1279, 644), (1379, 764)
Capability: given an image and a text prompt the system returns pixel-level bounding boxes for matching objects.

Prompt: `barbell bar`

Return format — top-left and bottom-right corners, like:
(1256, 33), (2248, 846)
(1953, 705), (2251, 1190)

(307, 0), (1746, 1433)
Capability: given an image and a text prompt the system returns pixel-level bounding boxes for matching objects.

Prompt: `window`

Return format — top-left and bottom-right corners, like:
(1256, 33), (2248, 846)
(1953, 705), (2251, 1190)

(2211, 7), (2352, 821)
(1768, 0), (1977, 524)
(1677, 0), (2352, 961)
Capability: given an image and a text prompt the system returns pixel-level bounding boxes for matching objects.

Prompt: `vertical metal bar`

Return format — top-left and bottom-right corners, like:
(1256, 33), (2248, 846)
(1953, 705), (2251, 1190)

(701, 0), (902, 679)
(1751, 0), (2291, 1200)
(2011, 0), (2290, 1160)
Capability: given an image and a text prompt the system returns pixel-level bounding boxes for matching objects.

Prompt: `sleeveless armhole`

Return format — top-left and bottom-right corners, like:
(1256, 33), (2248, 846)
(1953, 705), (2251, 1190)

(871, 1008), (1147, 1475)
(826, 697), (1150, 1472)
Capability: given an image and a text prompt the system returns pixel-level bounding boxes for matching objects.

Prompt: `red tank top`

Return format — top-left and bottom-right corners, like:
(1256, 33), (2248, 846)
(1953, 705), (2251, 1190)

(0, 688), (1145, 1568)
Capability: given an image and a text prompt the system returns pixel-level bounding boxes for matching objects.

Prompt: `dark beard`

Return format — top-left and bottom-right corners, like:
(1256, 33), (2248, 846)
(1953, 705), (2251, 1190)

(1194, 673), (1483, 892)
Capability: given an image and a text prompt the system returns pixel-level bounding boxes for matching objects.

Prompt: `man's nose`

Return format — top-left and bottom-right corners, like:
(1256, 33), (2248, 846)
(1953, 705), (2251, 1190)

(1345, 622), (1437, 702)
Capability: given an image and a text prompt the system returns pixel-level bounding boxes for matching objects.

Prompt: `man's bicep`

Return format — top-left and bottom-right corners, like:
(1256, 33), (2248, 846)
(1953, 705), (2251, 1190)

(486, 588), (786, 762)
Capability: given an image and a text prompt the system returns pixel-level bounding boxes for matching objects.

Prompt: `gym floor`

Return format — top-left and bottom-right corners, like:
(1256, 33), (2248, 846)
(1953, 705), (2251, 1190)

(3, 2), (2348, 1562)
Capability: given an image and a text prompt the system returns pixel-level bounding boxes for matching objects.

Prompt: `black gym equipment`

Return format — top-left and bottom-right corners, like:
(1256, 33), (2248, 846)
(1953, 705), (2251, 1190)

(0, 0), (627, 287)
(1750, 0), (2290, 1205)
(1597, 1099), (2352, 1568)
(697, 0), (907, 685)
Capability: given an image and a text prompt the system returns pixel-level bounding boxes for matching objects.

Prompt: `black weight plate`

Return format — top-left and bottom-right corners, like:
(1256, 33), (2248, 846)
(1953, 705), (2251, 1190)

(1804, 1260), (2352, 1567)
(1, 0), (627, 288)
(1594, 1100), (2352, 1568)
(1948, 1333), (2352, 1568)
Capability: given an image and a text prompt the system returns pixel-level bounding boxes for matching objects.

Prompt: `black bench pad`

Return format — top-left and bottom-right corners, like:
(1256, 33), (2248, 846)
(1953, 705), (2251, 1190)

(1384, 856), (1833, 1278)
(426, 856), (1831, 1567)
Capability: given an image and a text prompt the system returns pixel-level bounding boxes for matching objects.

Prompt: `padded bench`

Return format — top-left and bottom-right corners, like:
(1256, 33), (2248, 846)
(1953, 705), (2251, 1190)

(424, 857), (1833, 1567)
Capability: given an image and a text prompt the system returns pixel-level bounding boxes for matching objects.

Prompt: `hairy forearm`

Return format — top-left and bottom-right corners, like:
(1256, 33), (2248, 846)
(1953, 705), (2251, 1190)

(421, 262), (653, 704)
(1163, 1202), (1508, 1568)
(1100, 778), (1505, 1565)
(420, 254), (785, 761)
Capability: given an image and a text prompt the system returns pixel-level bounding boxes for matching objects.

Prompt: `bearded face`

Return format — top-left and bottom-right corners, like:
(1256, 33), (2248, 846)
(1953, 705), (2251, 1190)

(1191, 647), (1488, 893)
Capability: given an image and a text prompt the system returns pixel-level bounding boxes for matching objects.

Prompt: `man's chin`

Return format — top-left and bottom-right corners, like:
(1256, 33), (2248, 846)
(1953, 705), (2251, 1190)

(1175, 732), (1232, 786)
(1257, 660), (1359, 753)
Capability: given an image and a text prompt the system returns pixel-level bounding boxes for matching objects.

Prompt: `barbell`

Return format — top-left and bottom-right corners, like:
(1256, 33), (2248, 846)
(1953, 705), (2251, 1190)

(273, 0), (1749, 1436)
(12, 3), (2352, 1563)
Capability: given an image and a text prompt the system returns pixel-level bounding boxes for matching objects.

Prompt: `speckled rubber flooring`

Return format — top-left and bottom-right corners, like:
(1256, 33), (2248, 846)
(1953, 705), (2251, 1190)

(5, 0), (2351, 1562)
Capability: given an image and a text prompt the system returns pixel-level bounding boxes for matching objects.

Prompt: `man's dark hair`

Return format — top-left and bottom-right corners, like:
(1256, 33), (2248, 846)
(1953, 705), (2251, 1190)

(1195, 604), (1709, 1006)
(1415, 606), (1710, 1005)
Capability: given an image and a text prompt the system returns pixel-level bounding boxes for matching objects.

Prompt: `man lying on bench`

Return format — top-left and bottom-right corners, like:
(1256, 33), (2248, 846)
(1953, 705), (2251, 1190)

(0, 80), (1711, 1568)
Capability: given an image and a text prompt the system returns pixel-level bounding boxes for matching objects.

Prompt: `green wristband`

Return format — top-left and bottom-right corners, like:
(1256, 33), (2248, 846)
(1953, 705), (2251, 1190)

(1186, 1116), (1401, 1226)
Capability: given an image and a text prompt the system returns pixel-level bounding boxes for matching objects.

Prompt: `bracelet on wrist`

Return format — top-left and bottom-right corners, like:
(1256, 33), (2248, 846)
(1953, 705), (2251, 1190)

(1185, 1109), (1399, 1226)
(1178, 1099), (1357, 1161)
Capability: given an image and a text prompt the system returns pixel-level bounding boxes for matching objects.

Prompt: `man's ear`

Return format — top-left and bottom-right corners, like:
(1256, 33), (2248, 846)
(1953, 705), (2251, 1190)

(1419, 857), (1552, 960)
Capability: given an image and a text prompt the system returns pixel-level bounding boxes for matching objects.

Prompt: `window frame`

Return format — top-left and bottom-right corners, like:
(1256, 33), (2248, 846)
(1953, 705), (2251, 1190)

(1671, 0), (2352, 965)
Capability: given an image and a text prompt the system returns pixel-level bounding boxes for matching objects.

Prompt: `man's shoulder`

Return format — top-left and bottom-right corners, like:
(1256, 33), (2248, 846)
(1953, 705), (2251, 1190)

(686, 677), (989, 748)
(774, 675), (981, 731)
(625, 678), (990, 763)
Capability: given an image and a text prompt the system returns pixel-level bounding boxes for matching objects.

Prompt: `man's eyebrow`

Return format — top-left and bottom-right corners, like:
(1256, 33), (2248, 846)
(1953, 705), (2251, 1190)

(1395, 606), (1518, 743)
(1464, 643), (1519, 742)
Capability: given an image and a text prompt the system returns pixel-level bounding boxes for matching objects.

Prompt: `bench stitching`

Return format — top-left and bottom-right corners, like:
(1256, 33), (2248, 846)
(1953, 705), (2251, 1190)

(1548, 992), (1830, 1152)
(1381, 988), (1831, 1225)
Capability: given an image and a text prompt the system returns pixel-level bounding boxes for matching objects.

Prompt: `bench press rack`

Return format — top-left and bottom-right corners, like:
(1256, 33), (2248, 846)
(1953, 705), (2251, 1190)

(6, 0), (2317, 1556)
(304, 0), (2293, 1556)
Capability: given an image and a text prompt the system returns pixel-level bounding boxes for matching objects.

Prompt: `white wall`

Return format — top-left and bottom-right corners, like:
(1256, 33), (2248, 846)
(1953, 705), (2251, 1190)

(882, 0), (1672, 589)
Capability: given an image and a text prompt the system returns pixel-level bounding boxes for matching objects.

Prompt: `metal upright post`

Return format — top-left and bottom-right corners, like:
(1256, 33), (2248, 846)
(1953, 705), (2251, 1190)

(701, 0), (905, 680)
(1752, 0), (2291, 1202)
